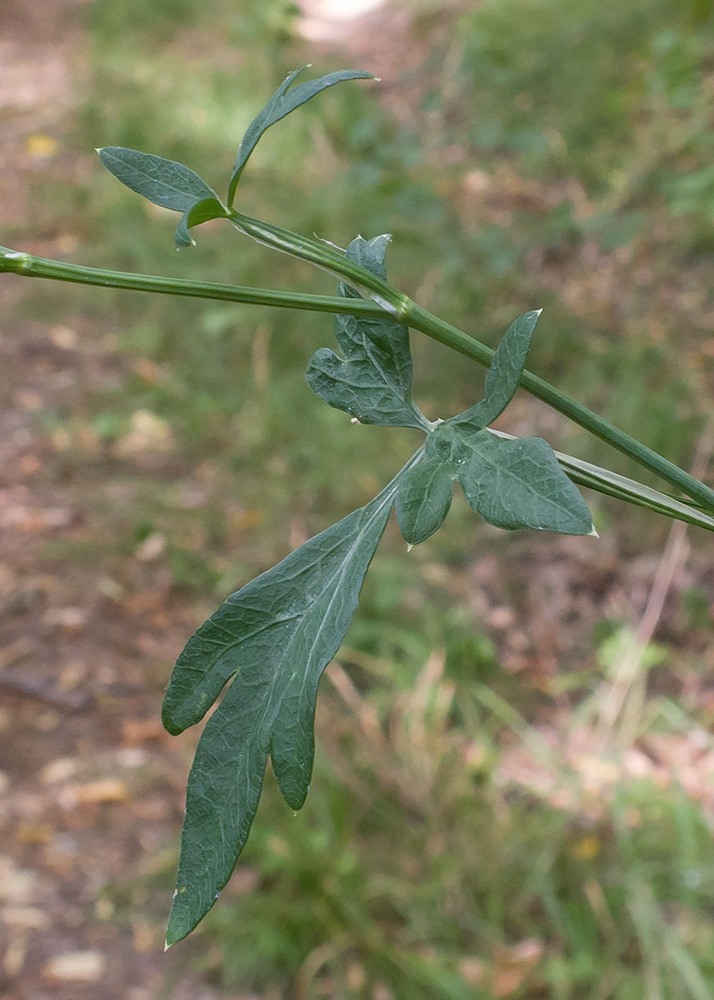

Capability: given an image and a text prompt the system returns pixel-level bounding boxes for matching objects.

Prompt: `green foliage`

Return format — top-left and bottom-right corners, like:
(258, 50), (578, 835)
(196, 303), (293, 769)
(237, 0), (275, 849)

(452, 310), (540, 431)
(5, 4), (714, 980)
(97, 147), (227, 246)
(394, 310), (593, 542)
(11, 49), (714, 943)
(457, 0), (695, 182)
(306, 236), (427, 430)
(227, 67), (375, 207)
(162, 488), (394, 944)
(98, 68), (375, 248)
(426, 425), (593, 535)
(148, 207), (593, 938)
(395, 450), (454, 545)
(203, 664), (714, 1000)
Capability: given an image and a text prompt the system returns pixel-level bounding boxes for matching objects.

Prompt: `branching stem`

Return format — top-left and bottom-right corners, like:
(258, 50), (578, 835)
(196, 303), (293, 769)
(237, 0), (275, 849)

(2, 235), (714, 516)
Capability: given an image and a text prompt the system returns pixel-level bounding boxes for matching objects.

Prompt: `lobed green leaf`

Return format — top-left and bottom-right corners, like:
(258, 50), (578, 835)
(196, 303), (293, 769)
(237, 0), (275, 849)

(306, 235), (428, 429)
(163, 488), (395, 945)
(392, 310), (592, 545)
(227, 67), (375, 207)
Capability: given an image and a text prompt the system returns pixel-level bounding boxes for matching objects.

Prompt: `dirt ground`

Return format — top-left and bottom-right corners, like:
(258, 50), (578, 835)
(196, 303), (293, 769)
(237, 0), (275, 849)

(0, 4), (229, 998)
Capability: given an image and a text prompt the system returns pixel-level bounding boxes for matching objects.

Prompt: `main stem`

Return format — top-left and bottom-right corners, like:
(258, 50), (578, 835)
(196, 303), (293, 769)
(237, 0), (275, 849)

(229, 213), (714, 515)
(3, 237), (714, 515)
(407, 303), (714, 513)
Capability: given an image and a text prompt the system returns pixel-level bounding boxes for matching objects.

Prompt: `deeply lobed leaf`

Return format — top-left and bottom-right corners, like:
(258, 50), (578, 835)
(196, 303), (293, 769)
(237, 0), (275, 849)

(393, 310), (593, 544)
(162, 487), (395, 945)
(306, 235), (428, 429)
(395, 422), (593, 541)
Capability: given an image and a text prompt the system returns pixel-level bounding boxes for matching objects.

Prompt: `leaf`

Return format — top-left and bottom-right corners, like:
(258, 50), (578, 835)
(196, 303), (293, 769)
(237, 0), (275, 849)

(162, 488), (395, 945)
(306, 235), (427, 430)
(175, 196), (228, 248)
(342, 232), (390, 281)
(453, 426), (594, 533)
(453, 310), (541, 430)
(385, 308), (592, 539)
(97, 147), (227, 247)
(227, 67), (375, 207)
(395, 447), (454, 545)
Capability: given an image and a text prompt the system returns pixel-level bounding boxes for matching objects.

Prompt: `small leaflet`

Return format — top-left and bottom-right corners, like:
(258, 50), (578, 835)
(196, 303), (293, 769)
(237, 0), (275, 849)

(227, 68), (375, 207)
(97, 147), (227, 247)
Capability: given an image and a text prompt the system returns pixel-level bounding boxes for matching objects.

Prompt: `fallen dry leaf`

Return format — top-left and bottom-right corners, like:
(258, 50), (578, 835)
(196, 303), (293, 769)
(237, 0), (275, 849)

(41, 757), (80, 784)
(43, 606), (88, 632)
(43, 950), (106, 982)
(1, 905), (50, 930)
(4, 935), (27, 977)
(0, 859), (38, 903)
(115, 410), (172, 458)
(49, 324), (77, 349)
(0, 639), (34, 671)
(15, 821), (53, 845)
(134, 531), (166, 562)
(0, 494), (72, 531)
(58, 779), (128, 808)
(492, 938), (545, 997)
(458, 956), (487, 985)
(132, 921), (162, 953)
(122, 717), (167, 745)
(25, 133), (59, 158)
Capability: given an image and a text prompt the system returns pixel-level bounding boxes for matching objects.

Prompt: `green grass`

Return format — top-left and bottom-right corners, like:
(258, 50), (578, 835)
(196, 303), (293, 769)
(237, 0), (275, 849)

(8, 0), (714, 994)
(199, 652), (714, 1000)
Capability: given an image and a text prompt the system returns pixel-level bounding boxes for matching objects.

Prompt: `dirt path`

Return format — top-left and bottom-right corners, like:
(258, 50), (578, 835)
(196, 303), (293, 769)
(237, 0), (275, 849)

(0, 3), (438, 995)
(0, 6), (232, 998)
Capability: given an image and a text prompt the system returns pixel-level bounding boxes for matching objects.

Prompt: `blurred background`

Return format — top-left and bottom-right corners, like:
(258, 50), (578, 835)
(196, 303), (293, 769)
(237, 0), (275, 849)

(2, 0), (714, 996)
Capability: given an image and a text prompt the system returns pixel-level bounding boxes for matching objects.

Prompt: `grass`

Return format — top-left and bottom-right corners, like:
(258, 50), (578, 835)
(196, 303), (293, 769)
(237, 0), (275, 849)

(7, 0), (714, 995)
(198, 647), (714, 1000)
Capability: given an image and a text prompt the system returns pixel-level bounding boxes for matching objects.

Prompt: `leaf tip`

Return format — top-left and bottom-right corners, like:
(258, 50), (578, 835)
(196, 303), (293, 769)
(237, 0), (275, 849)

(588, 524), (600, 538)
(161, 705), (184, 736)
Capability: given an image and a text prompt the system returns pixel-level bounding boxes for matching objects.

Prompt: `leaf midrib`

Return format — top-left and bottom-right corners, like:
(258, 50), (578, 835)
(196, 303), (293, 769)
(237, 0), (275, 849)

(268, 485), (397, 725)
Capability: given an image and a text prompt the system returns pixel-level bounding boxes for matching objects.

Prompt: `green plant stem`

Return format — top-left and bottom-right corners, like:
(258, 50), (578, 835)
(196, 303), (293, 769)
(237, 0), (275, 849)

(3, 238), (714, 517)
(228, 214), (714, 515)
(406, 302), (714, 514)
(0, 246), (381, 318)
(230, 212), (411, 319)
